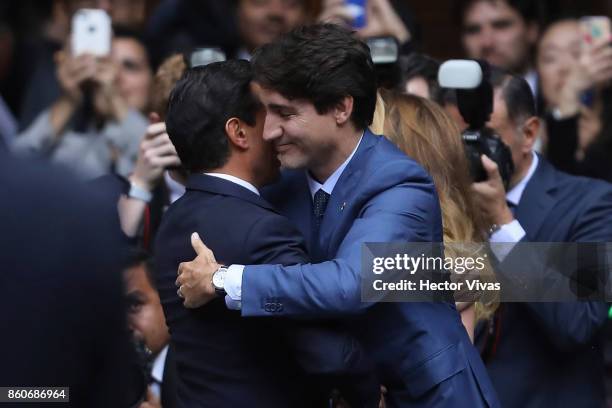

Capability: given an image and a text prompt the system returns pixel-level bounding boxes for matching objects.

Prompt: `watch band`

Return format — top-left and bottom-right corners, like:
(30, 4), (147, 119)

(128, 182), (153, 203)
(212, 266), (228, 297)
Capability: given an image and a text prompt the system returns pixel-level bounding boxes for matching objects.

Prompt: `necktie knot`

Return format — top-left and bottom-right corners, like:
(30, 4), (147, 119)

(313, 189), (330, 227)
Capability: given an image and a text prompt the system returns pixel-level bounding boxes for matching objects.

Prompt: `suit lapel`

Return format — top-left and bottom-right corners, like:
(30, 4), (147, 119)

(285, 173), (315, 253)
(516, 156), (558, 241)
(318, 131), (379, 257)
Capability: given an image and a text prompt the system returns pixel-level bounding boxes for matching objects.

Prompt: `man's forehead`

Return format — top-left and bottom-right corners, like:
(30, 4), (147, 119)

(465, 0), (520, 23)
(251, 82), (298, 107)
(489, 89), (510, 125)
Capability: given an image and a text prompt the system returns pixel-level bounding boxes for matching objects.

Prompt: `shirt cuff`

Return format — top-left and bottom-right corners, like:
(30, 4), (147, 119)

(224, 264), (244, 310)
(489, 220), (526, 261)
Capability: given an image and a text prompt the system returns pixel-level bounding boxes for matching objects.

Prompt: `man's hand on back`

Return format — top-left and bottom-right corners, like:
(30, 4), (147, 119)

(176, 233), (220, 308)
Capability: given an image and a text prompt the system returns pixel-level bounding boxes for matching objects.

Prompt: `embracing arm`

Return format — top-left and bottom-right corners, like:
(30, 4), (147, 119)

(241, 172), (440, 318)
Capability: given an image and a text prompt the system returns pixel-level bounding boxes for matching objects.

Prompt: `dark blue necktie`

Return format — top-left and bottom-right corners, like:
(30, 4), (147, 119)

(313, 189), (331, 229)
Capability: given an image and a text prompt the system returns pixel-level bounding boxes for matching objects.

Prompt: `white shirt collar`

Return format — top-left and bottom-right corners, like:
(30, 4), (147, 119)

(307, 133), (364, 199)
(204, 173), (260, 196)
(523, 69), (538, 98)
(506, 151), (538, 206)
(151, 345), (169, 383)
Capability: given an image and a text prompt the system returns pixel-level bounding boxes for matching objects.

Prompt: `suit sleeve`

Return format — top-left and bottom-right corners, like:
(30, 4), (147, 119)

(245, 213), (380, 404)
(242, 162), (440, 317)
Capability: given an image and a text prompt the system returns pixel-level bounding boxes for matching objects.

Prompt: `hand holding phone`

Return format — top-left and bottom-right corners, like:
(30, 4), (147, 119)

(580, 16), (611, 45)
(579, 17), (612, 92)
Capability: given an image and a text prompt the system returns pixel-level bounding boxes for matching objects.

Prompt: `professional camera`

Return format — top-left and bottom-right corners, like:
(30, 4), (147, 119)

(438, 60), (514, 189)
(366, 36), (402, 89)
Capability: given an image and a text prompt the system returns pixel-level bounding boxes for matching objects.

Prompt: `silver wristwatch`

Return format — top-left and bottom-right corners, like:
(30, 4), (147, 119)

(212, 266), (228, 297)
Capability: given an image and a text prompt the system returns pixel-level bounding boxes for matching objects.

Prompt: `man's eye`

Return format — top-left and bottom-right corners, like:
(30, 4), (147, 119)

(492, 20), (513, 30)
(128, 302), (143, 313)
(464, 24), (481, 35)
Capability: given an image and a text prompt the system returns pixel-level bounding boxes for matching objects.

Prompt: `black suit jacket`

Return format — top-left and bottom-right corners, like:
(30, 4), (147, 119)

(160, 345), (178, 408)
(478, 156), (612, 408)
(0, 152), (142, 407)
(154, 174), (377, 408)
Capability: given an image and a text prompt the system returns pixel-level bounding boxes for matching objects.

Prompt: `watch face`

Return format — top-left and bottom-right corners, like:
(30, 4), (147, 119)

(212, 269), (225, 289)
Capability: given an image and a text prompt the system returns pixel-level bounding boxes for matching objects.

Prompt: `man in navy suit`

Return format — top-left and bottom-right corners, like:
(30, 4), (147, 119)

(176, 24), (500, 407)
(471, 69), (612, 407)
(0, 152), (144, 407)
(155, 60), (378, 407)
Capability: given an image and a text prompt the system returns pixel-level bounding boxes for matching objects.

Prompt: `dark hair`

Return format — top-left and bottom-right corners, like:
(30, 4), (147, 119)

(166, 60), (261, 172)
(113, 25), (153, 70)
(251, 23), (377, 130)
(398, 53), (442, 103)
(489, 66), (536, 124)
(453, 0), (545, 27)
(124, 247), (156, 287)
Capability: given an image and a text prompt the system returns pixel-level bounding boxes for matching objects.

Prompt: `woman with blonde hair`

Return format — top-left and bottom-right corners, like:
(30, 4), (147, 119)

(372, 91), (497, 339)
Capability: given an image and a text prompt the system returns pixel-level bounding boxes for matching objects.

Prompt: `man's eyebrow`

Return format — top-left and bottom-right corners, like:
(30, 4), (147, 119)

(491, 18), (514, 28)
(268, 103), (295, 111)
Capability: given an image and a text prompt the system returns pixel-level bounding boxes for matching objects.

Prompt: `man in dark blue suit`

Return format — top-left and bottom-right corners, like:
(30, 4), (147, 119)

(0, 152), (144, 407)
(155, 60), (378, 407)
(176, 24), (500, 407)
(471, 69), (612, 407)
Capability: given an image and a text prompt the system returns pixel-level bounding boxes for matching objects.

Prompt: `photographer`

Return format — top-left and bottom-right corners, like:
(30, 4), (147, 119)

(472, 68), (612, 408)
(12, 28), (151, 180)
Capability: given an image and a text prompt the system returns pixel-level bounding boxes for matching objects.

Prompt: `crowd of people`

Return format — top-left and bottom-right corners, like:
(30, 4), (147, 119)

(1, 1), (611, 407)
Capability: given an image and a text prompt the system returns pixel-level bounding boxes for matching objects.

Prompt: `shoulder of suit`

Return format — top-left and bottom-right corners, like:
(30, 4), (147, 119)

(364, 134), (433, 185)
(553, 167), (612, 200)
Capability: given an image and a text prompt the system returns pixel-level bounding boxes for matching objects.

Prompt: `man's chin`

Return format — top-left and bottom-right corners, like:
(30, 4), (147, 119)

(278, 154), (307, 170)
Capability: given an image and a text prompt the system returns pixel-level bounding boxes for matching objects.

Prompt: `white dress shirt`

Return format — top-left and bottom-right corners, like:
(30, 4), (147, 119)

(150, 345), (169, 399)
(164, 171), (187, 204)
(224, 134), (364, 310)
(489, 151), (539, 260)
(204, 172), (260, 195)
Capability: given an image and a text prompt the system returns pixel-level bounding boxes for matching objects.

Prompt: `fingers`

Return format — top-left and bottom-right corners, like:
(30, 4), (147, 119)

(191, 232), (217, 263)
(480, 154), (502, 182)
(145, 139), (177, 157)
(138, 386), (161, 408)
(142, 132), (172, 149)
(154, 155), (182, 169)
(318, 4), (353, 26)
(149, 112), (161, 124)
(145, 122), (167, 140)
(587, 35), (612, 53)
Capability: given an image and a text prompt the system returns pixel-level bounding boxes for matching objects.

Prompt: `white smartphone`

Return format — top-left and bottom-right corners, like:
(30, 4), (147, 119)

(71, 9), (111, 56)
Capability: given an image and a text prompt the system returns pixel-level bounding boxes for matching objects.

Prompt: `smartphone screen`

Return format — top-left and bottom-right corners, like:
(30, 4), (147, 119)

(346, 0), (367, 29)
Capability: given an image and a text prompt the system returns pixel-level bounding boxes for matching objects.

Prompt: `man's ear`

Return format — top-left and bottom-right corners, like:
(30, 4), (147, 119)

(225, 117), (248, 150)
(522, 116), (540, 153)
(334, 95), (354, 126)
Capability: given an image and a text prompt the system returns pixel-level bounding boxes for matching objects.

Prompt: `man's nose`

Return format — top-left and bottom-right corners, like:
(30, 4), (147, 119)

(267, 0), (286, 19)
(479, 28), (496, 52)
(263, 117), (282, 141)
